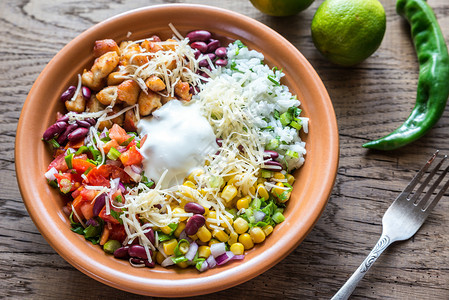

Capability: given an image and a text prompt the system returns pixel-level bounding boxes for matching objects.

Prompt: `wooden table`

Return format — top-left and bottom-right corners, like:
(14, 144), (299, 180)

(2, 0), (449, 299)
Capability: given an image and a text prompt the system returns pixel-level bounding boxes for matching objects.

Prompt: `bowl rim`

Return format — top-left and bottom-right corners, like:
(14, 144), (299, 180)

(15, 3), (339, 297)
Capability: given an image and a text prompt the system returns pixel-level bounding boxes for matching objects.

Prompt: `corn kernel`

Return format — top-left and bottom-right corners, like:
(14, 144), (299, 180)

(173, 207), (188, 221)
(177, 261), (189, 269)
(206, 211), (217, 229)
(183, 180), (196, 189)
(249, 227), (266, 243)
(203, 205), (210, 216)
(156, 251), (165, 265)
(188, 234), (198, 241)
(256, 183), (269, 200)
(272, 182), (286, 197)
(187, 169), (204, 184)
(273, 172), (285, 180)
(212, 229), (229, 243)
(208, 238), (220, 246)
(228, 232), (238, 245)
(257, 177), (266, 184)
(198, 245), (211, 258)
(220, 214), (233, 228)
(248, 186), (256, 196)
(230, 242), (245, 255)
(227, 175), (241, 186)
(197, 226), (212, 242)
(286, 174), (295, 185)
(161, 225), (173, 235)
(233, 217), (249, 234)
(221, 184), (238, 203)
(236, 196), (251, 210)
(262, 225), (274, 237)
(239, 233), (254, 250)
(174, 222), (186, 238)
(163, 239), (178, 256)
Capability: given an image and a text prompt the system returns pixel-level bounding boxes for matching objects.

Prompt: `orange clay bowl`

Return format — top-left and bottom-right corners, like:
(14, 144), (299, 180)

(15, 4), (339, 297)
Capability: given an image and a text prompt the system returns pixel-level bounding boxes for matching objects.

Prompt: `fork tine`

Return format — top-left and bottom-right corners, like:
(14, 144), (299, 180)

(422, 164), (449, 212)
(410, 155), (447, 205)
(394, 151), (439, 203)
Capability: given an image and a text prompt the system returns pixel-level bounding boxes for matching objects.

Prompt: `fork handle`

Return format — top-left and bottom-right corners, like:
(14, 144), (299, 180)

(331, 234), (392, 300)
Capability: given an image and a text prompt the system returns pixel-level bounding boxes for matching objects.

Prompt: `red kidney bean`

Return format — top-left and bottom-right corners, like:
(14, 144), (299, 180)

(190, 41), (208, 53)
(57, 115), (69, 123)
(43, 121), (68, 141)
(130, 258), (145, 265)
(144, 260), (155, 268)
(85, 218), (99, 227)
(93, 194), (106, 216)
(67, 127), (89, 142)
(57, 123), (78, 144)
(198, 53), (216, 67)
(263, 150), (279, 160)
(187, 30), (211, 42)
(215, 59), (228, 67)
(185, 214), (206, 236)
(128, 245), (151, 260)
(238, 145), (244, 153)
(193, 49), (201, 59)
(207, 39), (220, 53)
(199, 71), (210, 78)
(144, 228), (155, 245)
(81, 86), (91, 99)
(263, 160), (283, 171)
(76, 120), (91, 128)
(113, 246), (130, 259)
(184, 202), (206, 215)
(216, 138), (223, 147)
(60, 86), (76, 102)
(215, 47), (227, 58)
(85, 118), (96, 126)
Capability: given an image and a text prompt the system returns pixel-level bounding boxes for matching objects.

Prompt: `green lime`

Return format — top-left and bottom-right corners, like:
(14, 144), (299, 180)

(250, 0), (315, 17)
(311, 0), (386, 66)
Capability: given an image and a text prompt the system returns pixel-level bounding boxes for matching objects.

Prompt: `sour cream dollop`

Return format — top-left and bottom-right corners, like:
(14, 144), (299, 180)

(137, 100), (217, 188)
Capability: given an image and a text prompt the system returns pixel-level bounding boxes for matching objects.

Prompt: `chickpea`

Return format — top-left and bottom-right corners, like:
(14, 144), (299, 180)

(82, 51), (120, 91)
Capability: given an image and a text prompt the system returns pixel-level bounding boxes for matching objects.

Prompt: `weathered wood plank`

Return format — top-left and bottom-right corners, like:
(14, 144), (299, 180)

(2, 0), (449, 299)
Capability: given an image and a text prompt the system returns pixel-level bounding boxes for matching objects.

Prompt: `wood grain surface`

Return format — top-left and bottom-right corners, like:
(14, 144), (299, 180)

(2, 0), (449, 299)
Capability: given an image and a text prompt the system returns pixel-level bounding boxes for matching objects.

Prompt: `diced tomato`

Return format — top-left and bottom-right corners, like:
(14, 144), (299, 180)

(99, 206), (121, 224)
(54, 172), (78, 193)
(71, 186), (84, 199)
(120, 145), (143, 166)
(109, 224), (126, 243)
(111, 190), (124, 204)
(65, 139), (84, 149)
(72, 158), (96, 174)
(80, 201), (95, 220)
(103, 139), (119, 154)
(80, 188), (99, 201)
(71, 194), (86, 219)
(86, 168), (110, 187)
(101, 165), (132, 183)
(109, 124), (130, 145)
(48, 153), (68, 172)
(125, 139), (137, 150)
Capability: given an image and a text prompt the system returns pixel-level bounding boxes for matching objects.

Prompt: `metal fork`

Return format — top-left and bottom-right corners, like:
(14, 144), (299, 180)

(332, 151), (449, 300)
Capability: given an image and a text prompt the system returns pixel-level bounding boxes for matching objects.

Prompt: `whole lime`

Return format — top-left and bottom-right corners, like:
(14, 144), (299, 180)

(250, 0), (315, 17)
(311, 0), (386, 66)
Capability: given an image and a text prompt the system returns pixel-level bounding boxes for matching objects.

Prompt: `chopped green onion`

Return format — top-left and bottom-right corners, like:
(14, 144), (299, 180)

(289, 120), (302, 130)
(174, 239), (190, 256)
(168, 223), (178, 233)
(107, 147), (121, 161)
(47, 179), (58, 188)
(171, 256), (188, 264)
(235, 40), (246, 49)
(272, 211), (285, 223)
(64, 153), (74, 169)
(75, 146), (89, 155)
(47, 138), (60, 149)
(250, 197), (262, 210)
(261, 169), (273, 179)
(59, 178), (72, 194)
(209, 175), (224, 188)
(266, 139), (280, 150)
(279, 112), (291, 126)
(157, 232), (172, 242)
(267, 75), (280, 86)
(273, 110), (280, 120)
(286, 150), (299, 158)
(121, 136), (135, 146)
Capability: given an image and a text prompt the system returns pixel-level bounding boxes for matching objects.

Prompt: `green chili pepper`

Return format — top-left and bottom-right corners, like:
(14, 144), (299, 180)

(363, 0), (449, 150)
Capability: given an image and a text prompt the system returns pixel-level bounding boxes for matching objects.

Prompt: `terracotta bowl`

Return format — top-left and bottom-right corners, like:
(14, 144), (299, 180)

(15, 4), (339, 297)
